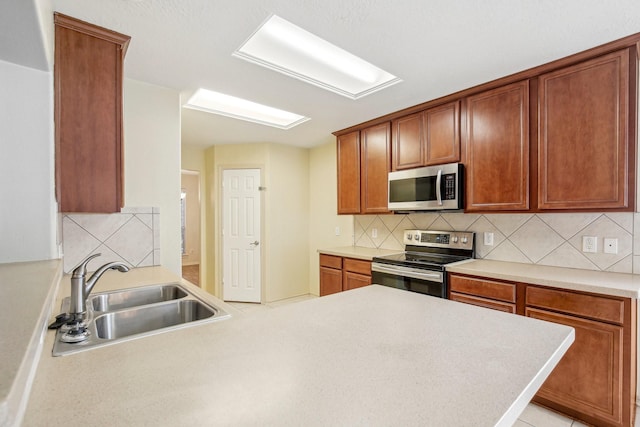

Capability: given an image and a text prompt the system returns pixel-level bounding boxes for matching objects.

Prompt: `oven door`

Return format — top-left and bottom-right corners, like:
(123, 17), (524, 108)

(371, 263), (445, 298)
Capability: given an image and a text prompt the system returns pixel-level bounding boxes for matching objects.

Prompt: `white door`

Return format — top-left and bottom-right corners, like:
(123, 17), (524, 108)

(222, 169), (261, 302)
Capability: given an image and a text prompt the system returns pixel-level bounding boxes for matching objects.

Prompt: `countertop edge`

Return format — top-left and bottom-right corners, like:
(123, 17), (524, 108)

(446, 260), (640, 299)
(1, 260), (62, 427)
(495, 328), (576, 426)
(318, 246), (403, 261)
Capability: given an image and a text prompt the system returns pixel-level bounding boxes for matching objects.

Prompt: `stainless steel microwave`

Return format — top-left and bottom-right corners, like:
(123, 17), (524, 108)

(388, 163), (464, 211)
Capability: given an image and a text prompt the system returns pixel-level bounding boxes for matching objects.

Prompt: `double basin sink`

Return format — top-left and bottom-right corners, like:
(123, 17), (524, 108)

(52, 283), (231, 356)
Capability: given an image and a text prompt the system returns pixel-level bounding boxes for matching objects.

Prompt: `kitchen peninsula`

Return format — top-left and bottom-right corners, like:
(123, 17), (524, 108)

(17, 266), (574, 426)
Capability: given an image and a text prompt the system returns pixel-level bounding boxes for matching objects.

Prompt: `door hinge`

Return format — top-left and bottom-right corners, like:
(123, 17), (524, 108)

(258, 186), (266, 191)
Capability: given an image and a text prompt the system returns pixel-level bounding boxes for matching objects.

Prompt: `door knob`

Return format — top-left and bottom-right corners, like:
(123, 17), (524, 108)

(250, 241), (260, 246)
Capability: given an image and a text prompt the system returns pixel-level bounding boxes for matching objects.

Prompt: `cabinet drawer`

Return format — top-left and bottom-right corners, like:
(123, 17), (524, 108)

(526, 286), (624, 325)
(450, 292), (516, 314)
(343, 258), (371, 275)
(320, 254), (342, 269)
(449, 274), (516, 303)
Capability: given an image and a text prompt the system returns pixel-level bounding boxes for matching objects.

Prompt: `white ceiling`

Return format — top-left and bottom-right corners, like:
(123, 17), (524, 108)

(7, 0), (640, 148)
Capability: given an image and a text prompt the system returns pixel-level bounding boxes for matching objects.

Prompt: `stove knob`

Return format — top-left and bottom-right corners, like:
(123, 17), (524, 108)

(452, 236), (459, 243)
(461, 236), (468, 244)
(414, 233), (420, 241)
(407, 234), (412, 241)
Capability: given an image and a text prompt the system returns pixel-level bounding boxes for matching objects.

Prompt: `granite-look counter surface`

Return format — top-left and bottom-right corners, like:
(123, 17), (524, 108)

(318, 246), (402, 261)
(23, 271), (573, 427)
(0, 259), (62, 427)
(446, 259), (640, 298)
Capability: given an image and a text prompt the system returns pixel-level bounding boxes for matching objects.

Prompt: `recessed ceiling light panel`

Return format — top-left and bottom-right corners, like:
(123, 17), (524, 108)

(233, 15), (401, 99)
(183, 88), (310, 130)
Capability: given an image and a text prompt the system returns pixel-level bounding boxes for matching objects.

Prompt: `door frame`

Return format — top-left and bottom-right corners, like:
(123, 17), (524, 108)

(180, 169), (202, 286)
(215, 165), (265, 302)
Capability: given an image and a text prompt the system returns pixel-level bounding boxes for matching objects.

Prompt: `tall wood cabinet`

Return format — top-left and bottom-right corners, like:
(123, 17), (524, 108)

(54, 13), (130, 213)
(538, 49), (633, 210)
(337, 131), (361, 214)
(464, 81), (530, 211)
(337, 123), (390, 215)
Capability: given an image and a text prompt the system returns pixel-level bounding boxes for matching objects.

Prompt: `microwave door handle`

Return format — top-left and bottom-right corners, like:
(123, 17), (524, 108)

(436, 169), (443, 205)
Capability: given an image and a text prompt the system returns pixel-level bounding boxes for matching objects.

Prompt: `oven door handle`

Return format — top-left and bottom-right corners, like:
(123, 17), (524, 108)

(372, 263), (443, 283)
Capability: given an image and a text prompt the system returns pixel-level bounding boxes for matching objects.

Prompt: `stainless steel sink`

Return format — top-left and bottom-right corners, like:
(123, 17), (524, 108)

(95, 300), (214, 340)
(52, 283), (230, 356)
(91, 284), (187, 312)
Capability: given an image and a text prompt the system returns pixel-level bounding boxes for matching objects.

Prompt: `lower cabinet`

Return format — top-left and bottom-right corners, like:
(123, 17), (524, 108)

(448, 274), (516, 313)
(319, 254), (371, 296)
(448, 273), (636, 427)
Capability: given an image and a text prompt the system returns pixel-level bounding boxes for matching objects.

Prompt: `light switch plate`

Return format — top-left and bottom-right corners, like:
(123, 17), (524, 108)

(484, 232), (494, 246)
(372, 228), (378, 238)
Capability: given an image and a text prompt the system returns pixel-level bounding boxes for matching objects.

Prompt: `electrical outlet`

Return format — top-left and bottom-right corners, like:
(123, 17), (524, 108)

(582, 236), (597, 253)
(335, 227), (341, 236)
(484, 232), (494, 246)
(372, 228), (378, 238)
(604, 238), (618, 254)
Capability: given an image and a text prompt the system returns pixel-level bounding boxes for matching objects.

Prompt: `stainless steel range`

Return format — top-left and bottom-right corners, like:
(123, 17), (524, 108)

(371, 229), (475, 298)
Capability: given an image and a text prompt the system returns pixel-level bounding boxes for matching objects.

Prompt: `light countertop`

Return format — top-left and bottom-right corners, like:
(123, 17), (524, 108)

(22, 269), (573, 427)
(0, 259), (62, 427)
(318, 246), (402, 260)
(446, 259), (640, 298)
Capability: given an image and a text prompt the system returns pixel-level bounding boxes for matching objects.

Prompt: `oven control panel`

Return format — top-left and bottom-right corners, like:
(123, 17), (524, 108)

(403, 229), (474, 251)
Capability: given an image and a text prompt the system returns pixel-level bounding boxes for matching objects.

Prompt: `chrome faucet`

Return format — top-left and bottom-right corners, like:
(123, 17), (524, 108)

(69, 253), (130, 319)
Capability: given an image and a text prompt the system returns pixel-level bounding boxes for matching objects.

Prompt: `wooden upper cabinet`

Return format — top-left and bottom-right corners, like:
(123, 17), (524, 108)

(392, 112), (424, 170)
(538, 49), (633, 210)
(54, 13), (130, 213)
(424, 101), (460, 165)
(465, 80), (530, 211)
(337, 131), (361, 214)
(360, 122), (391, 214)
(391, 101), (460, 171)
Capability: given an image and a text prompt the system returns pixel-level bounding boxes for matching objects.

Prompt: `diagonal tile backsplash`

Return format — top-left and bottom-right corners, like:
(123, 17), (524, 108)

(62, 207), (161, 273)
(355, 212), (638, 273)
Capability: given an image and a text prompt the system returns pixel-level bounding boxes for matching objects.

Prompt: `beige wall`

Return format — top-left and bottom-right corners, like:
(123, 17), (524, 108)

(204, 143), (310, 302)
(123, 78), (182, 276)
(308, 139), (354, 295)
(0, 60), (58, 263)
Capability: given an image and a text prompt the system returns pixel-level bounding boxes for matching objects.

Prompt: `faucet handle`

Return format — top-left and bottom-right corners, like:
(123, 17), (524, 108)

(72, 253), (102, 278)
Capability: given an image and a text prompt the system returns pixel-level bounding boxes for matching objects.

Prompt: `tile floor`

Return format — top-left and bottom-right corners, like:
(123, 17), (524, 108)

(227, 294), (638, 427)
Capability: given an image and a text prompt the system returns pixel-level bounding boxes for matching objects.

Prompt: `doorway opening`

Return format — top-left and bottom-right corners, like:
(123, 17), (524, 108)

(181, 170), (201, 286)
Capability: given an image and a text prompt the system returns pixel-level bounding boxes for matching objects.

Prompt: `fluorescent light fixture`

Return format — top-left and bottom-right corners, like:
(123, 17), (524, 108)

(233, 15), (401, 99)
(183, 88), (310, 130)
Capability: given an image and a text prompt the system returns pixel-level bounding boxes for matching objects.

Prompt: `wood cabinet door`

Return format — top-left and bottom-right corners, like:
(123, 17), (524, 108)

(392, 112), (424, 171)
(360, 122), (391, 214)
(465, 80), (530, 211)
(320, 267), (343, 296)
(424, 101), (460, 165)
(527, 307), (624, 426)
(343, 271), (371, 291)
(337, 131), (361, 214)
(538, 49), (631, 210)
(55, 14), (129, 213)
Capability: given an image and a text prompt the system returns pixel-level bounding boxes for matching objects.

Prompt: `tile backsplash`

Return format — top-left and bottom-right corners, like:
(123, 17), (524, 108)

(62, 207), (161, 273)
(355, 212), (640, 274)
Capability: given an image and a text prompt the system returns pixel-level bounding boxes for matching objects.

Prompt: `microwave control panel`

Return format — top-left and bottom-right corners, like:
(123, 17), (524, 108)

(443, 174), (456, 200)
